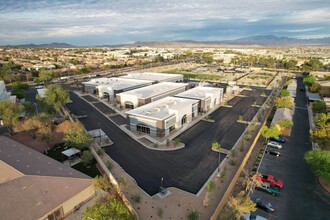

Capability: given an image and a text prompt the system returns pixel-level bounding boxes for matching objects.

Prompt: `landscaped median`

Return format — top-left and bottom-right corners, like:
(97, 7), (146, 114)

(211, 89), (276, 220)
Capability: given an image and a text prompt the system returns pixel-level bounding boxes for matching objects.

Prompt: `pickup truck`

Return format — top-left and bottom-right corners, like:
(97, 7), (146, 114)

(255, 174), (283, 188)
(256, 182), (281, 196)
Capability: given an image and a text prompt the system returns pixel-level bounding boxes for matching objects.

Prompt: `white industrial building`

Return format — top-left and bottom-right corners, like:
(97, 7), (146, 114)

(82, 77), (153, 102)
(117, 82), (188, 109)
(175, 86), (223, 112)
(126, 96), (199, 137)
(120, 72), (183, 83)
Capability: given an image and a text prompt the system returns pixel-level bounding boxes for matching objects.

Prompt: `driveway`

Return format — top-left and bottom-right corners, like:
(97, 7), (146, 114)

(251, 77), (330, 219)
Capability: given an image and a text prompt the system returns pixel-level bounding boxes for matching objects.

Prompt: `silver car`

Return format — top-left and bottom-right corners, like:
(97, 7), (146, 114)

(267, 141), (282, 149)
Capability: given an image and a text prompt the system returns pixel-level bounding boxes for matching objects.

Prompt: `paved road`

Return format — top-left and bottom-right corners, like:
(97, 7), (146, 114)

(251, 77), (330, 219)
(67, 89), (268, 195)
(25, 87), (45, 113)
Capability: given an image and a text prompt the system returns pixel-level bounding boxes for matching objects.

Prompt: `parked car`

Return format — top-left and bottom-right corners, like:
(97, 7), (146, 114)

(267, 141), (282, 149)
(270, 136), (286, 143)
(255, 174), (283, 188)
(265, 148), (281, 157)
(253, 198), (275, 213)
(242, 213), (268, 220)
(255, 182), (281, 196)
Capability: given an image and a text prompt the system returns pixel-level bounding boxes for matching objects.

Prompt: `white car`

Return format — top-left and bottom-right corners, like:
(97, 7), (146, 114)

(267, 141), (282, 149)
(242, 213), (268, 220)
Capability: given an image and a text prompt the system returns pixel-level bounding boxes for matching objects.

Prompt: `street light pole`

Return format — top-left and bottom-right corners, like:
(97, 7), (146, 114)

(218, 151), (221, 172)
(161, 177), (164, 188)
(98, 122), (102, 144)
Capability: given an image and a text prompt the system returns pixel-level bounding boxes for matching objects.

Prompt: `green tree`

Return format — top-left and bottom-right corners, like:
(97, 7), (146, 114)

(38, 69), (54, 84)
(305, 150), (330, 181)
(310, 113), (330, 148)
(81, 150), (94, 167)
(82, 197), (135, 220)
(223, 191), (256, 220)
(275, 97), (293, 109)
(64, 131), (93, 150)
(314, 113), (330, 127)
(35, 124), (54, 145)
(56, 120), (84, 134)
(22, 101), (37, 117)
(0, 100), (20, 129)
(212, 141), (221, 151)
(200, 53), (214, 64)
(279, 89), (290, 97)
(39, 85), (69, 113)
(93, 176), (112, 192)
(310, 124), (330, 148)
(277, 118), (294, 129)
(303, 75), (316, 86)
(11, 81), (29, 98)
(309, 82), (321, 93)
(188, 209), (200, 220)
(153, 55), (165, 63)
(312, 101), (326, 114)
(260, 125), (281, 140)
(81, 65), (91, 73)
(283, 59), (298, 69)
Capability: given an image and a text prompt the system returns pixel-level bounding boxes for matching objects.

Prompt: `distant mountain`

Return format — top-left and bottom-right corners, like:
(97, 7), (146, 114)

(2, 35), (330, 48)
(3, 42), (78, 48)
(229, 35), (330, 45)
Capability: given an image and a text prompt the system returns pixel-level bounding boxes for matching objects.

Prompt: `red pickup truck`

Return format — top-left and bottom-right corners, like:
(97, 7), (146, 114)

(255, 174), (283, 188)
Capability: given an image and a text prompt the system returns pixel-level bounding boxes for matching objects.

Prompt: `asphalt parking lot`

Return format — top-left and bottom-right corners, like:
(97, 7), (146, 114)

(92, 102), (116, 115)
(109, 114), (127, 126)
(250, 77), (330, 219)
(81, 95), (99, 102)
(179, 89), (269, 151)
(67, 88), (270, 195)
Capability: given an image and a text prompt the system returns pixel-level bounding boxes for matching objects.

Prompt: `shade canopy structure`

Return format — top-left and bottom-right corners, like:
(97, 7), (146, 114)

(61, 148), (81, 158)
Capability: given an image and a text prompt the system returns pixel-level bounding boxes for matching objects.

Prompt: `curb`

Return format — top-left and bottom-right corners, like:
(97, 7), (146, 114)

(318, 177), (330, 194)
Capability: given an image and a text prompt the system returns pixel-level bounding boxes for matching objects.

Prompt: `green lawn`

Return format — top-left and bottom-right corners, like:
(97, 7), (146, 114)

(73, 161), (101, 178)
(161, 69), (225, 80)
(45, 143), (101, 178)
(45, 143), (67, 162)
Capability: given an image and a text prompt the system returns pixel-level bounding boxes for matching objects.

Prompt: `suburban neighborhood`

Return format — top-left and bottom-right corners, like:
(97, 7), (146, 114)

(0, 42), (329, 220)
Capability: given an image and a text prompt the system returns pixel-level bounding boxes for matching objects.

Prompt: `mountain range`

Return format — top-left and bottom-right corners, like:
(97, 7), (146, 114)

(3, 35), (330, 48)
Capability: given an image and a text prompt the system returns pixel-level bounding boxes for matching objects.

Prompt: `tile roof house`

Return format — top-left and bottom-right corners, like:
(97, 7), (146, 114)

(0, 135), (95, 220)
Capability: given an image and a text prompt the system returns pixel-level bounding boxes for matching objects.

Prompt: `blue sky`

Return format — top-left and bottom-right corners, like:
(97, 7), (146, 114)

(1, 0), (329, 45)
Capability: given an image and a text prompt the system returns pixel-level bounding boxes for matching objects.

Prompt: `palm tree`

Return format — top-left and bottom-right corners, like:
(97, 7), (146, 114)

(212, 141), (220, 151)
(212, 141), (221, 172)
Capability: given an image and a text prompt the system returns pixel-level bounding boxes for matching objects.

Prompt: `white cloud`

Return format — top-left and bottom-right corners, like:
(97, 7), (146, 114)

(0, 0), (329, 44)
(273, 27), (325, 33)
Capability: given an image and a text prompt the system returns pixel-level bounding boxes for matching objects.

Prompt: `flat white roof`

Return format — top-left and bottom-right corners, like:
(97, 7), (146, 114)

(61, 148), (81, 157)
(127, 96), (198, 120)
(120, 72), (183, 82)
(118, 82), (188, 99)
(175, 86), (223, 100)
(37, 88), (46, 98)
(83, 77), (153, 91)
